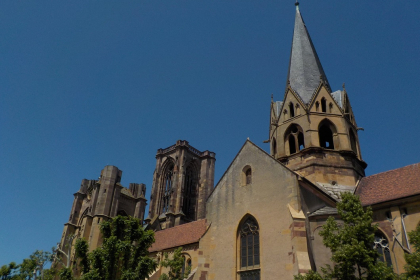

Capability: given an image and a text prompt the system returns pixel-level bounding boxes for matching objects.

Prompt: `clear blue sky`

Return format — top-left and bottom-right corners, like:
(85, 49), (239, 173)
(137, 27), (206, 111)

(1, 0), (419, 265)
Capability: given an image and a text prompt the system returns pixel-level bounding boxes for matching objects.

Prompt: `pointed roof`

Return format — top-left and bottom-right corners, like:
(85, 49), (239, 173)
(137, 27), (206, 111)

(287, 4), (329, 104)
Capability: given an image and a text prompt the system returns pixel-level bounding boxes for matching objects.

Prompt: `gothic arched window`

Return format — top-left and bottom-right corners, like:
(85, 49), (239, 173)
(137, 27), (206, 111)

(289, 102), (295, 118)
(374, 233), (393, 267)
(321, 98), (327, 112)
(183, 163), (198, 221)
(285, 124), (305, 155)
(161, 162), (174, 214)
(239, 216), (260, 280)
(319, 120), (336, 150)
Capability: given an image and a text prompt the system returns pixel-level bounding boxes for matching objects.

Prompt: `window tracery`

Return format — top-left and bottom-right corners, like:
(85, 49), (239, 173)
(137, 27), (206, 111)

(161, 163), (174, 213)
(285, 124), (305, 155)
(239, 216), (260, 280)
(374, 234), (393, 267)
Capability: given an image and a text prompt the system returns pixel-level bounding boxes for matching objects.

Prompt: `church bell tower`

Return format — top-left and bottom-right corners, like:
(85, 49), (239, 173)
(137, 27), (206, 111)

(145, 140), (216, 230)
(269, 3), (367, 189)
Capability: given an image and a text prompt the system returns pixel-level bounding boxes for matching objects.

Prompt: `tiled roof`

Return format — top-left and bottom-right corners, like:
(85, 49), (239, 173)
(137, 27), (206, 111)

(356, 163), (420, 206)
(149, 220), (208, 252)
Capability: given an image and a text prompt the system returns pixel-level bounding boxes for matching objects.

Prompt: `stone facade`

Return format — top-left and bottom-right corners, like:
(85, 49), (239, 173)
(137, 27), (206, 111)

(146, 140), (216, 231)
(56, 4), (420, 280)
(58, 165), (147, 271)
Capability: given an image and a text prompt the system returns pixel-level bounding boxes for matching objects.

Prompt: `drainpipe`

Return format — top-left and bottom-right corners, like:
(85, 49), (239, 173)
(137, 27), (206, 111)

(401, 213), (411, 251)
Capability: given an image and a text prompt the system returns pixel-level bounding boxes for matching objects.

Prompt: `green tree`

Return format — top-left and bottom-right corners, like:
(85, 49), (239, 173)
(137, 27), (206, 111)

(159, 247), (191, 280)
(0, 248), (56, 280)
(402, 223), (420, 280)
(74, 215), (157, 280)
(0, 262), (19, 280)
(295, 192), (396, 280)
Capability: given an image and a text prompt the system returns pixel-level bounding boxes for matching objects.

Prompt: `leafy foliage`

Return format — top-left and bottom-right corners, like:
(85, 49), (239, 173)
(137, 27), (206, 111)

(295, 192), (397, 280)
(58, 268), (73, 280)
(0, 262), (18, 280)
(294, 270), (324, 280)
(0, 249), (56, 280)
(159, 248), (190, 280)
(74, 215), (157, 280)
(402, 223), (420, 280)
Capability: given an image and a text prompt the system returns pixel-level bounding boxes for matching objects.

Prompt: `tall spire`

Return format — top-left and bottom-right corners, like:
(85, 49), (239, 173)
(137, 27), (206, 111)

(287, 4), (329, 104)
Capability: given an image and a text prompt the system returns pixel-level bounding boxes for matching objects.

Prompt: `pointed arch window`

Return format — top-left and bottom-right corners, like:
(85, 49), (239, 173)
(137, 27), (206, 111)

(289, 102), (295, 118)
(238, 216), (260, 280)
(183, 163), (198, 221)
(319, 121), (336, 150)
(329, 102), (333, 113)
(374, 233), (393, 268)
(285, 124), (305, 155)
(315, 101), (320, 112)
(321, 98), (327, 112)
(161, 162), (174, 213)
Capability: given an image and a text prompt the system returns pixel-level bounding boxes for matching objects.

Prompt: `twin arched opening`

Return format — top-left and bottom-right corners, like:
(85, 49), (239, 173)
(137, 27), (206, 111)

(285, 124), (305, 155)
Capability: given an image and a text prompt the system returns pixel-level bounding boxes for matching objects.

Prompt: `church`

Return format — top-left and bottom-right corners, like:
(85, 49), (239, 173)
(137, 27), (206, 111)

(58, 3), (420, 279)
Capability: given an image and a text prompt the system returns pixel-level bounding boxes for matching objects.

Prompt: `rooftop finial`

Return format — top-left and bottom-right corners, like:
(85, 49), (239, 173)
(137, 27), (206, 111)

(295, 0), (300, 11)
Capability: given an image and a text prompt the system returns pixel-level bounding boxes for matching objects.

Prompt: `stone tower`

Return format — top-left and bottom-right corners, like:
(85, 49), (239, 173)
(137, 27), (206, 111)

(58, 166), (147, 266)
(269, 4), (366, 189)
(145, 140), (216, 230)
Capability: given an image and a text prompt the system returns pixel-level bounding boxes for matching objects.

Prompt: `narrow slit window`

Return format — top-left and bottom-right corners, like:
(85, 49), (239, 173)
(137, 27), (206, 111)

(246, 168), (252, 185)
(289, 102), (295, 118)
(321, 98), (327, 112)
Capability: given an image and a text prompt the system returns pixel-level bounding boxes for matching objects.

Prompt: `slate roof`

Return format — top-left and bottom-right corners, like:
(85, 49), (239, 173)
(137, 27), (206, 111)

(149, 220), (208, 252)
(287, 6), (329, 105)
(308, 206), (338, 217)
(120, 188), (134, 198)
(275, 101), (283, 117)
(316, 182), (355, 201)
(356, 163), (420, 206)
(331, 90), (344, 108)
